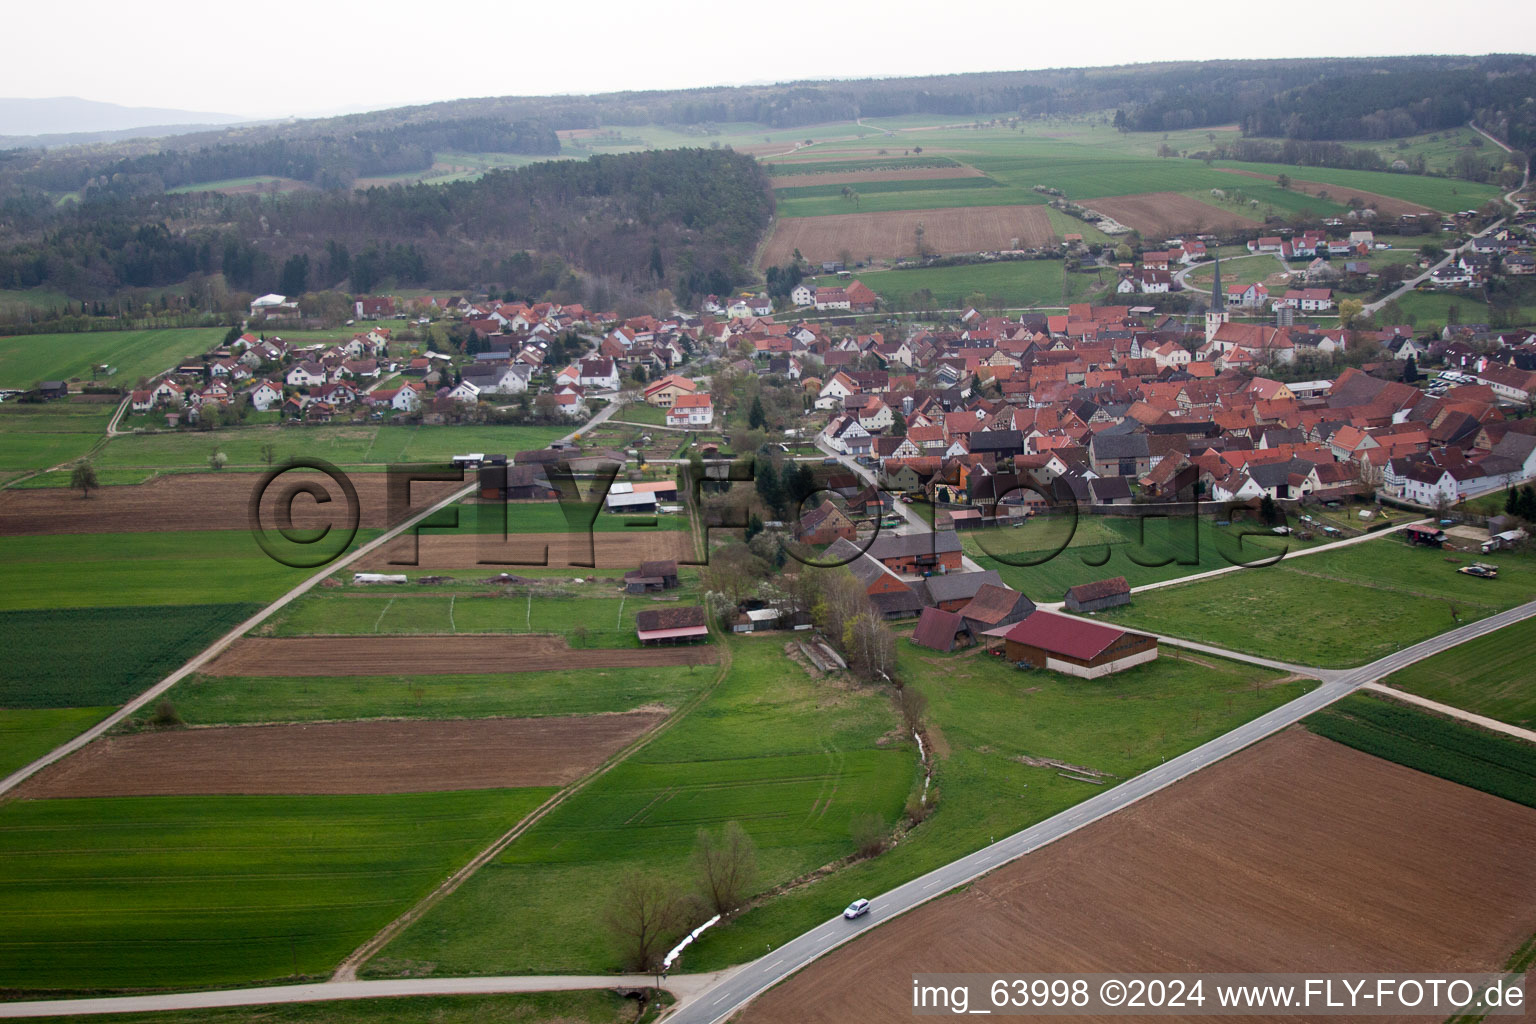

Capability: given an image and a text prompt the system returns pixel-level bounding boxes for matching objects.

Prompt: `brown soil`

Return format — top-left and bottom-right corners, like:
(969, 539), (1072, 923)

(1082, 191), (1261, 235)
(1215, 168), (1436, 218)
(737, 728), (1536, 1024)
(357, 531), (698, 571)
(768, 166), (987, 189)
(0, 471), (465, 536)
(204, 634), (718, 676)
(15, 714), (663, 797)
(760, 205), (1056, 265)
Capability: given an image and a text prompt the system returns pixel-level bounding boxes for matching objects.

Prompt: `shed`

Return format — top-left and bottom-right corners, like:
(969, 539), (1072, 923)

(957, 583), (1035, 634)
(1064, 576), (1132, 613)
(990, 610), (1157, 678)
(1403, 524), (1446, 548)
(910, 607), (974, 653)
(623, 560), (680, 593)
(635, 606), (709, 645)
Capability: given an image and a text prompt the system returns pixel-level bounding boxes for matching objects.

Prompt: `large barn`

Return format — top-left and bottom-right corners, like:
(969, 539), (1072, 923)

(635, 606), (709, 645)
(989, 610), (1157, 678)
(1064, 576), (1132, 613)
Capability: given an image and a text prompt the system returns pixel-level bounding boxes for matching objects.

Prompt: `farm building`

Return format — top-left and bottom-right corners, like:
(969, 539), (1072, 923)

(798, 499), (857, 546)
(921, 569), (1006, 612)
(957, 583), (1035, 634)
(989, 610), (1157, 678)
(865, 530), (964, 575)
(623, 560), (680, 593)
(605, 480), (679, 514)
(731, 608), (781, 633)
(910, 607), (974, 653)
(1402, 524), (1447, 548)
(635, 606), (709, 645)
(1064, 576), (1132, 613)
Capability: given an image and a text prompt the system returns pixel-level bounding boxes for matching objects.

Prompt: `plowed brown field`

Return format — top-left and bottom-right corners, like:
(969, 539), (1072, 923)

(1216, 169), (1436, 218)
(204, 634), (717, 676)
(760, 205), (1056, 264)
(15, 713), (664, 796)
(358, 531), (698, 571)
(738, 728), (1536, 1024)
(0, 471), (464, 536)
(1082, 192), (1261, 235)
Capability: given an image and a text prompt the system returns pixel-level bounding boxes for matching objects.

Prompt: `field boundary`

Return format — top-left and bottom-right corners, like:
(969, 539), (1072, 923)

(1362, 682), (1536, 744)
(334, 633), (736, 980)
(0, 480), (476, 800)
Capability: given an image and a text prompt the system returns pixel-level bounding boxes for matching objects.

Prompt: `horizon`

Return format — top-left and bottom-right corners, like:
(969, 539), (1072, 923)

(2, 0), (1535, 124)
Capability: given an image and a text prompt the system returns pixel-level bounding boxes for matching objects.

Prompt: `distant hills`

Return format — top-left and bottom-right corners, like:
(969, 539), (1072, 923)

(0, 97), (246, 138)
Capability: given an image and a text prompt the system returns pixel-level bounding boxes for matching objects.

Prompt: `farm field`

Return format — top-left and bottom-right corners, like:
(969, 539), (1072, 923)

(0, 707), (111, 779)
(846, 259), (1112, 309)
(1097, 536), (1536, 667)
(759, 205), (1056, 266)
(733, 727), (1536, 1024)
(1305, 691), (1536, 807)
(158, 665), (712, 726)
(357, 530), (698, 571)
(1082, 191), (1261, 234)
(0, 327), (226, 389)
(18, 991), (674, 1024)
(0, 787), (554, 991)
(0, 604), (260, 708)
(18, 713), (664, 797)
(1381, 616), (1536, 729)
(767, 165), (988, 189)
(204, 634), (718, 677)
(0, 402), (113, 481)
(366, 638), (914, 976)
(963, 515), (1314, 601)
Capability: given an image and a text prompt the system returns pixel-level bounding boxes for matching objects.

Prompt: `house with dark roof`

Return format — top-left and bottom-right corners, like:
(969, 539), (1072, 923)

(623, 560), (680, 593)
(865, 531), (964, 575)
(957, 584), (1035, 634)
(919, 569), (1006, 611)
(1064, 576), (1131, 613)
(1089, 432), (1151, 476)
(798, 499), (857, 546)
(910, 607), (975, 653)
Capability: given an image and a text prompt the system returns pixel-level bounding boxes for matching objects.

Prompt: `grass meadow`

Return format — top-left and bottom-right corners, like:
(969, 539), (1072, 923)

(19, 991), (673, 1024)
(1383, 616), (1536, 730)
(0, 328), (227, 389)
(0, 707), (112, 778)
(0, 788), (554, 992)
(1098, 537), (1536, 667)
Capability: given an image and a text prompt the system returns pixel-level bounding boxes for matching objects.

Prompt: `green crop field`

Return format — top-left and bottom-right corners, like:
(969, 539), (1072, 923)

(158, 666), (715, 727)
(367, 638), (913, 976)
(0, 530), (363, 611)
(773, 176), (1002, 200)
(0, 401), (114, 477)
(964, 516), (1313, 602)
(1305, 692), (1536, 808)
(0, 787), (554, 991)
(775, 185), (1039, 218)
(0, 707), (111, 778)
(0, 328), (227, 389)
(1099, 537), (1536, 667)
(20, 991), (672, 1024)
(610, 403), (668, 426)
(850, 260), (1111, 309)
(0, 604), (259, 708)
(1382, 616), (1536, 730)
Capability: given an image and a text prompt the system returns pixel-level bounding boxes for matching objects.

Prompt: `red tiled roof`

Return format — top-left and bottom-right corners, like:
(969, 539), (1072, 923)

(1002, 610), (1140, 661)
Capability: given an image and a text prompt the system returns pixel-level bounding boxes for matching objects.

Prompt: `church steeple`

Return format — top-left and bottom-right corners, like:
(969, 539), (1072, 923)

(1210, 252), (1223, 312)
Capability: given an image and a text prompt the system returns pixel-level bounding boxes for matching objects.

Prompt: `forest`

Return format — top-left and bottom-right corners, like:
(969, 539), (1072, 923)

(0, 148), (772, 306)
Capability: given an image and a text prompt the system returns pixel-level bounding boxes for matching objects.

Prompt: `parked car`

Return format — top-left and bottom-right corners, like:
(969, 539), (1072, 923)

(843, 898), (871, 920)
(1458, 563), (1499, 579)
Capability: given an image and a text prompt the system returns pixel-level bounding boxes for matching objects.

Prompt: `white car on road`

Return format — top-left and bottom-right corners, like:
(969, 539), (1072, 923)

(843, 898), (871, 920)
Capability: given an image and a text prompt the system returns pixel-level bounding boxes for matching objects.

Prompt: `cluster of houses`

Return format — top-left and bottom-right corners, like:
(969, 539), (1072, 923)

(1427, 230), (1536, 289)
(774, 301), (1536, 516)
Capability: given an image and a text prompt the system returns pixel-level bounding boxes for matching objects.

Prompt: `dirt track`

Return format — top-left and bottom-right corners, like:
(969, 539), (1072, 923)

(0, 472), (465, 536)
(204, 634), (718, 676)
(737, 728), (1536, 1024)
(1216, 168), (1436, 218)
(760, 205), (1056, 264)
(358, 531), (699, 571)
(1082, 191), (1261, 235)
(14, 713), (664, 797)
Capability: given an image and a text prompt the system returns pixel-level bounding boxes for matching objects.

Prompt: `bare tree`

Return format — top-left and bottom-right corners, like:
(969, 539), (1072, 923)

(843, 611), (897, 683)
(692, 821), (758, 917)
(605, 869), (689, 972)
(898, 685), (928, 734)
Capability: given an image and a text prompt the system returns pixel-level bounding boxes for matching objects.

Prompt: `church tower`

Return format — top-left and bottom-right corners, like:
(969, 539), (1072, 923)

(1204, 252), (1229, 344)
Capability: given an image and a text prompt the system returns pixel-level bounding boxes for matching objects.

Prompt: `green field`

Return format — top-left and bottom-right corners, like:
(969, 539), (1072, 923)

(0, 328), (226, 389)
(1099, 537), (1536, 667)
(1382, 616), (1536, 730)
(0, 401), (114, 477)
(0, 706), (111, 778)
(0, 788), (554, 991)
(157, 666), (715, 727)
(367, 638), (914, 976)
(848, 260), (1111, 309)
(964, 515), (1315, 602)
(0, 604), (260, 708)
(0, 530), (363, 611)
(1304, 692), (1536, 808)
(21, 991), (673, 1024)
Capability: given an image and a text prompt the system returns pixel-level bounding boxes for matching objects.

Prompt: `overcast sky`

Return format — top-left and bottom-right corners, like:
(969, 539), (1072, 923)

(4, 0), (1534, 121)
